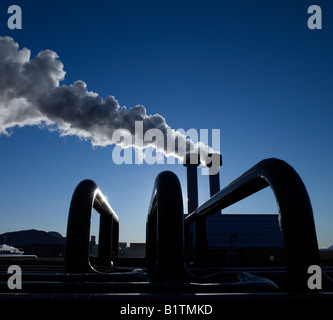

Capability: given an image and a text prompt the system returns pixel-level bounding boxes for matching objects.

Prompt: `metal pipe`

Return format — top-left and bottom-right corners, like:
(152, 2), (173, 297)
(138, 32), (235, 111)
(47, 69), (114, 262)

(183, 152), (200, 213)
(183, 152), (207, 267)
(145, 171), (186, 280)
(207, 153), (222, 197)
(185, 158), (320, 290)
(206, 153), (222, 215)
(65, 179), (119, 273)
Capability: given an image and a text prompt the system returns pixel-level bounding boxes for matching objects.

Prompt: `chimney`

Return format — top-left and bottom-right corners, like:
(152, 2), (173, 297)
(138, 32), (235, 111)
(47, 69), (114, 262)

(206, 152), (222, 214)
(183, 152), (201, 214)
(183, 152), (208, 266)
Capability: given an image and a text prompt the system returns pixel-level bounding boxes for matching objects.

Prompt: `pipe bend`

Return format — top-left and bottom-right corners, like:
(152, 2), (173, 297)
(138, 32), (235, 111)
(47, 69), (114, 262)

(65, 179), (119, 273)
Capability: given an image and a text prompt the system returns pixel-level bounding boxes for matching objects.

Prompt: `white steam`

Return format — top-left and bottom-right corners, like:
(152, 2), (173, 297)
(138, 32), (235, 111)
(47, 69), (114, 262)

(0, 37), (214, 162)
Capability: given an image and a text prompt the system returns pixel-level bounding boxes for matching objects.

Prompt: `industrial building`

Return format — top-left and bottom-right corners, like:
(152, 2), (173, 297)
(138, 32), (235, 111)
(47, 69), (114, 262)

(188, 213), (284, 267)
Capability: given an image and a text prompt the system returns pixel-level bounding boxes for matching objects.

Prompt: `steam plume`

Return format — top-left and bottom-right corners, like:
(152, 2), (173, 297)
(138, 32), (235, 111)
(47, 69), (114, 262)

(0, 37), (213, 162)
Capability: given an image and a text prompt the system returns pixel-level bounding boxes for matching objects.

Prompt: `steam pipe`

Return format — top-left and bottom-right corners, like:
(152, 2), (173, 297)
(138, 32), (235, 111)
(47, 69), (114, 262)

(65, 179), (119, 273)
(206, 153), (222, 215)
(183, 152), (207, 267)
(146, 171), (186, 280)
(185, 158), (321, 290)
(183, 152), (200, 213)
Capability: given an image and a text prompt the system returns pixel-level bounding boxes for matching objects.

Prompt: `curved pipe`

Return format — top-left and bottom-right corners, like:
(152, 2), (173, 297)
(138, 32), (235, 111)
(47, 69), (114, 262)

(146, 170), (279, 291)
(65, 179), (119, 273)
(146, 171), (187, 281)
(185, 158), (322, 290)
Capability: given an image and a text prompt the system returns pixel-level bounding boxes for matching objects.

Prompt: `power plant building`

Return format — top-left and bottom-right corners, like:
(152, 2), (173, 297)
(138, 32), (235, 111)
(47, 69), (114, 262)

(207, 213), (283, 249)
(188, 213), (284, 266)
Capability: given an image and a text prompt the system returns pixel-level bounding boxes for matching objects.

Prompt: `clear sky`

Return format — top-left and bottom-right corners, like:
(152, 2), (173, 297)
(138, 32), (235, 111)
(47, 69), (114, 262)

(0, 0), (333, 248)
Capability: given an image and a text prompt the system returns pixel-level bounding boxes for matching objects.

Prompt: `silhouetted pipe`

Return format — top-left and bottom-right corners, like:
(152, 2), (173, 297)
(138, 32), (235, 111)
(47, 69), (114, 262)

(65, 179), (119, 273)
(206, 153), (222, 215)
(183, 152), (208, 267)
(185, 158), (320, 290)
(183, 152), (200, 213)
(146, 171), (186, 280)
(206, 153), (222, 196)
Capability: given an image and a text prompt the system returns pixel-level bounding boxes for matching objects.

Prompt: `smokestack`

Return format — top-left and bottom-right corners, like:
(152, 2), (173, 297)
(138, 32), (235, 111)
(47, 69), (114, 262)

(206, 152), (222, 214)
(206, 152), (222, 196)
(183, 152), (200, 214)
(183, 152), (208, 267)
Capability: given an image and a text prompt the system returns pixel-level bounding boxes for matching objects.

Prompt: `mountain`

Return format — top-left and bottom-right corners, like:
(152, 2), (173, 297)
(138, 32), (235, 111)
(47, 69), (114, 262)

(0, 229), (66, 247)
(47, 231), (64, 239)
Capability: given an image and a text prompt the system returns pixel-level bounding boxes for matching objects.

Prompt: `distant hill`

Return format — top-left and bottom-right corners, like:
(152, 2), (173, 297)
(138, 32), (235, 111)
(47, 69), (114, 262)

(47, 231), (64, 239)
(0, 229), (66, 247)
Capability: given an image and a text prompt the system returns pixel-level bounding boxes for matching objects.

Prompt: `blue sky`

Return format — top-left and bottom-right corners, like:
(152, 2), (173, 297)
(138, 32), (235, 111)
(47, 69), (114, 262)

(0, 0), (333, 247)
